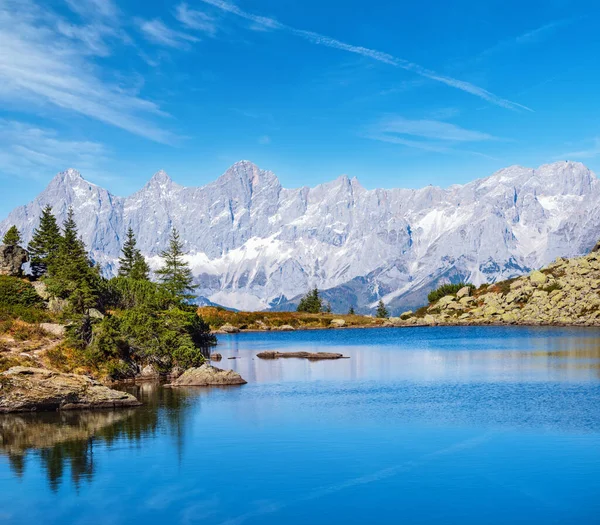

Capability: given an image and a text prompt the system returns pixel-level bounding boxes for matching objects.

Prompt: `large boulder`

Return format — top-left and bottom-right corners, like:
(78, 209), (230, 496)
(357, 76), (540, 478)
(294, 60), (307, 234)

(0, 245), (28, 277)
(166, 364), (247, 387)
(0, 367), (141, 413)
(219, 324), (240, 333)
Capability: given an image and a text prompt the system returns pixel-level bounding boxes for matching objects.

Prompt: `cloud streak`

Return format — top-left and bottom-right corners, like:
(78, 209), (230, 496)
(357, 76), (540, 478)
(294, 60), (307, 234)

(0, 0), (174, 143)
(137, 18), (199, 48)
(197, 0), (531, 112)
(366, 116), (499, 158)
(0, 120), (108, 180)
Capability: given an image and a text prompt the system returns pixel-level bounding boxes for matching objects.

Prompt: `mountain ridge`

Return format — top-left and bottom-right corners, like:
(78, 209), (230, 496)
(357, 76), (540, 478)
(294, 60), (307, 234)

(1, 160), (597, 314)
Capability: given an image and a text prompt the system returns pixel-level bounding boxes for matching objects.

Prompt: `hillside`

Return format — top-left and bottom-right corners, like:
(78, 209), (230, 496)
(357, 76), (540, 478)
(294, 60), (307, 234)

(399, 247), (600, 326)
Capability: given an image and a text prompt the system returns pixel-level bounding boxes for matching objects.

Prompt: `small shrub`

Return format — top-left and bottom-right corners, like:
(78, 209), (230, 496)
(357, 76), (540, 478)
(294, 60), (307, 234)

(414, 306), (429, 318)
(12, 322), (48, 342)
(428, 283), (474, 304)
(0, 277), (43, 308)
(541, 282), (562, 293)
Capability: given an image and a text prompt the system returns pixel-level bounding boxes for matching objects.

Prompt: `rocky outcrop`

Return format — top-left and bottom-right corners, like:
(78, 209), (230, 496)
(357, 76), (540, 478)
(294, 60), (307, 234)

(256, 351), (349, 360)
(0, 367), (141, 413)
(0, 245), (28, 276)
(400, 250), (600, 326)
(330, 319), (346, 327)
(166, 364), (247, 387)
(216, 324), (240, 334)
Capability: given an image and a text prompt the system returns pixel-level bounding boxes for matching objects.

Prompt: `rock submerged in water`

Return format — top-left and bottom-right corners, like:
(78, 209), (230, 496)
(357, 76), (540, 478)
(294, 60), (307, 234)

(0, 367), (141, 413)
(256, 351), (348, 360)
(166, 364), (247, 387)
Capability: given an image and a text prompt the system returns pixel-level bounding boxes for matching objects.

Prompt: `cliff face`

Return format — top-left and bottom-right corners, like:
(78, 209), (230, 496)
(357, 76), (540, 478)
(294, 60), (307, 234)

(400, 250), (600, 326)
(2, 160), (600, 314)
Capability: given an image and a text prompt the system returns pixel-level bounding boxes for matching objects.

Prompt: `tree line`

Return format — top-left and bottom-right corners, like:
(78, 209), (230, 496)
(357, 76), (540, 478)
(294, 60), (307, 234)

(1, 206), (214, 378)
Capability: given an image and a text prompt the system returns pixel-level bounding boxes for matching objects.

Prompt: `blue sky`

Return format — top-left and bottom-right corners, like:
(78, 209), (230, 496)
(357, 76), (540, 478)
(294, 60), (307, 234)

(1, 0), (599, 216)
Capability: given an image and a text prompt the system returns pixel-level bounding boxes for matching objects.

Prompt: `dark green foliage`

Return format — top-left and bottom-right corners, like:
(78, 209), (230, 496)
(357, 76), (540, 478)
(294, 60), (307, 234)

(541, 282), (563, 293)
(427, 282), (475, 304)
(91, 307), (215, 374)
(45, 208), (98, 311)
(156, 228), (196, 302)
(131, 251), (151, 281)
(0, 276), (43, 307)
(2, 225), (22, 246)
(104, 277), (172, 310)
(118, 227), (150, 280)
(297, 287), (322, 313)
(324, 302), (332, 313)
(348, 306), (355, 315)
(28, 205), (62, 278)
(376, 299), (389, 318)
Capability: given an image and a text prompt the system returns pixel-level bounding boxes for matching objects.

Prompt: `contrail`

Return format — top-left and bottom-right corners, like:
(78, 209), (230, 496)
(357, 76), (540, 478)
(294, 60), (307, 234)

(199, 0), (532, 112)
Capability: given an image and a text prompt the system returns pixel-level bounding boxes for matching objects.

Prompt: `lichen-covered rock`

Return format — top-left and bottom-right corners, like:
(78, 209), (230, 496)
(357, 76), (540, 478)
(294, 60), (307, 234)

(330, 319), (346, 327)
(277, 325), (295, 331)
(166, 364), (246, 387)
(0, 245), (28, 276)
(219, 324), (240, 333)
(530, 270), (548, 286)
(456, 286), (471, 299)
(0, 367), (141, 413)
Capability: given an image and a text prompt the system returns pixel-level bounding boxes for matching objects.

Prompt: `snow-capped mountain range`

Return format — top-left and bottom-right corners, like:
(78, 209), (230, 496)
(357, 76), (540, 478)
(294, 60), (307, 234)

(1, 160), (598, 314)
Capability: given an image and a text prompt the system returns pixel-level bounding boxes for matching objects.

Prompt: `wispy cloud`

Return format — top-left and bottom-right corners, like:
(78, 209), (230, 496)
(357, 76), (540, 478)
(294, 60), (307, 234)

(557, 138), (600, 159)
(0, 0), (174, 143)
(197, 0), (531, 112)
(0, 120), (109, 180)
(175, 2), (218, 36)
(365, 116), (499, 158)
(137, 18), (199, 49)
(477, 18), (575, 61)
(258, 135), (271, 145)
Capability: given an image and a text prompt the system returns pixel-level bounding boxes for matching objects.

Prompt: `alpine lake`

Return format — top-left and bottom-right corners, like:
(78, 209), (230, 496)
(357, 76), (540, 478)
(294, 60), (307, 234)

(1, 326), (599, 524)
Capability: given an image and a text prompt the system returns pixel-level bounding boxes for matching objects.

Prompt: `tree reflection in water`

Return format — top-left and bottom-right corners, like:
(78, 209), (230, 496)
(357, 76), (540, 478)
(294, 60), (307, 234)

(0, 382), (192, 491)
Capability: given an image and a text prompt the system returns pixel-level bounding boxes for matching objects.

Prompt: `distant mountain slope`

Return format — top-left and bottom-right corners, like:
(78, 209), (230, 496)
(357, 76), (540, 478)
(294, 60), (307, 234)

(2, 160), (598, 314)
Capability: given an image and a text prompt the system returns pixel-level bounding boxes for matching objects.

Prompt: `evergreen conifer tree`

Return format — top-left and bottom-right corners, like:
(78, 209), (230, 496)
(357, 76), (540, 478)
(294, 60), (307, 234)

(376, 299), (389, 318)
(28, 206), (62, 278)
(47, 207), (97, 309)
(118, 227), (138, 277)
(348, 306), (355, 315)
(118, 227), (150, 280)
(2, 225), (22, 246)
(297, 287), (322, 313)
(156, 228), (196, 301)
(130, 251), (151, 281)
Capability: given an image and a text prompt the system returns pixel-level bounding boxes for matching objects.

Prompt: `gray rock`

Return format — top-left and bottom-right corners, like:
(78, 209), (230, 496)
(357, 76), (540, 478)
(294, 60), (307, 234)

(39, 323), (65, 337)
(0, 367), (141, 413)
(31, 280), (50, 300)
(219, 324), (240, 333)
(166, 364), (247, 387)
(0, 245), (28, 277)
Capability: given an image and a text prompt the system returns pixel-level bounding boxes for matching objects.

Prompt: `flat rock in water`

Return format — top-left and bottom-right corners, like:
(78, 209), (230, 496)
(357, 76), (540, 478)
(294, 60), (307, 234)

(256, 351), (348, 360)
(0, 367), (141, 413)
(166, 364), (247, 387)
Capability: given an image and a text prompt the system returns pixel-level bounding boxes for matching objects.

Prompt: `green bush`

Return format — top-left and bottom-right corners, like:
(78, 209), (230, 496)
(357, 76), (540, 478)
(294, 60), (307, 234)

(0, 276), (43, 307)
(427, 283), (474, 304)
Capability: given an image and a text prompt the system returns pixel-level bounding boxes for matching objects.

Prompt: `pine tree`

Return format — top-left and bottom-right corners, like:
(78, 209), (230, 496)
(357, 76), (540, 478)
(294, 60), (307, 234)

(297, 287), (322, 313)
(118, 227), (138, 277)
(324, 302), (332, 313)
(130, 251), (151, 281)
(118, 227), (150, 280)
(376, 299), (389, 319)
(47, 207), (96, 309)
(348, 306), (355, 315)
(156, 228), (196, 301)
(2, 225), (22, 246)
(28, 206), (62, 278)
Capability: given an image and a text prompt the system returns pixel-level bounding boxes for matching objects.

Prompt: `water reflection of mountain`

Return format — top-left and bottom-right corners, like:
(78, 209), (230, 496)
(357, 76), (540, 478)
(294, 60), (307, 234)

(0, 383), (192, 491)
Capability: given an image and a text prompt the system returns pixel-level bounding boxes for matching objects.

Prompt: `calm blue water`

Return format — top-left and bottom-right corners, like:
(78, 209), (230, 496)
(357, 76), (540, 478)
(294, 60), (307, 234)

(1, 326), (600, 524)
